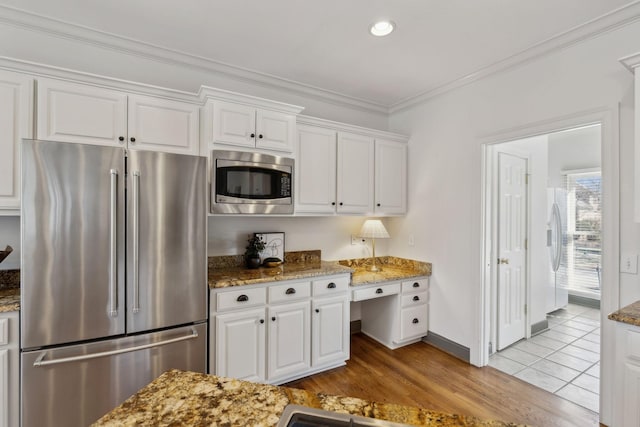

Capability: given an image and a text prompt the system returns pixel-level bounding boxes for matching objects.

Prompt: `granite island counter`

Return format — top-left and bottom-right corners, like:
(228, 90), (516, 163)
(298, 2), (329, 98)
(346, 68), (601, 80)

(92, 369), (520, 427)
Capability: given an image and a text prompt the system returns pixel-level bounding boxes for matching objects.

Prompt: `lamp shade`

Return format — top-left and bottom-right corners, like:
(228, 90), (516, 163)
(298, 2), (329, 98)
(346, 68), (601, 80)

(358, 219), (390, 239)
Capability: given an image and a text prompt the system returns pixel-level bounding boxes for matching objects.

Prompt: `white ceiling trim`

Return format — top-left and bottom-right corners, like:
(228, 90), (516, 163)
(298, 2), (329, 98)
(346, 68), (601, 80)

(620, 51), (640, 72)
(0, 4), (389, 114)
(389, 0), (640, 114)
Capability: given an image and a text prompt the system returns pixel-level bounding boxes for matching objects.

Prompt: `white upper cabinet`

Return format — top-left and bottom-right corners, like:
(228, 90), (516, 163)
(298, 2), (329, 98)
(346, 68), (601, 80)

(375, 139), (407, 215)
(37, 78), (127, 147)
(210, 100), (296, 153)
(0, 70), (33, 211)
(296, 125), (337, 213)
(37, 78), (199, 155)
(337, 132), (374, 214)
(127, 94), (199, 155)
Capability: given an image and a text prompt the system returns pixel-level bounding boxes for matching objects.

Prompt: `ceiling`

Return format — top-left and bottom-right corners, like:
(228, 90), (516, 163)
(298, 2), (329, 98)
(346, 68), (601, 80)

(1, 0), (637, 108)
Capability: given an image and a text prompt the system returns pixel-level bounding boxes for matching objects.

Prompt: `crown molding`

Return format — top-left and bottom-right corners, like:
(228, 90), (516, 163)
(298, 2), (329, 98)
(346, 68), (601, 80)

(620, 51), (640, 72)
(389, 1), (640, 114)
(297, 114), (408, 142)
(198, 86), (304, 115)
(0, 4), (389, 115)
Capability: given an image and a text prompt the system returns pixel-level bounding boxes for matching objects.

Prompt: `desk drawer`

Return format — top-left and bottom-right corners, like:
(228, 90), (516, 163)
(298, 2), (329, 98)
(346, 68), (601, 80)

(399, 304), (428, 341)
(313, 276), (349, 297)
(352, 283), (401, 302)
(216, 287), (267, 312)
(401, 290), (428, 308)
(401, 278), (428, 294)
(269, 281), (311, 303)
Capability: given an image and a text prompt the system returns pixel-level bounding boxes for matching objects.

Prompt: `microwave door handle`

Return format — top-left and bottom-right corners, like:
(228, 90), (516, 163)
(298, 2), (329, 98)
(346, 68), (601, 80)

(132, 171), (140, 314)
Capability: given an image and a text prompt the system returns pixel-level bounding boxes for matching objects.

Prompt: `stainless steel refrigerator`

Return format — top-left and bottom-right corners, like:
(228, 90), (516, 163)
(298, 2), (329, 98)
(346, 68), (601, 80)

(20, 139), (208, 427)
(546, 187), (568, 313)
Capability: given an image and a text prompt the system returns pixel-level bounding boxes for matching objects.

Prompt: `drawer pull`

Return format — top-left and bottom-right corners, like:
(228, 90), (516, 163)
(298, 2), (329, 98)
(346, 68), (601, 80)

(285, 288), (296, 295)
(315, 308), (320, 313)
(375, 288), (383, 294)
(413, 282), (420, 288)
(413, 296), (420, 301)
(412, 318), (419, 324)
(327, 282), (336, 289)
(236, 295), (249, 302)
(271, 316), (276, 322)
(259, 319), (264, 324)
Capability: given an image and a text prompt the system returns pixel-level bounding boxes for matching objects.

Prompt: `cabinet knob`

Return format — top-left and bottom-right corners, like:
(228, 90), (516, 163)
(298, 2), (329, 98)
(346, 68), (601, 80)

(250, 133), (255, 138)
(331, 202), (336, 206)
(285, 288), (296, 295)
(327, 282), (336, 289)
(271, 316), (276, 322)
(413, 282), (420, 288)
(412, 318), (419, 324)
(315, 308), (320, 313)
(377, 203), (381, 207)
(130, 137), (136, 143)
(375, 288), (383, 294)
(118, 136), (125, 142)
(339, 202), (343, 206)
(258, 134), (264, 139)
(259, 319), (264, 324)
(237, 294), (249, 302)
(413, 295), (420, 301)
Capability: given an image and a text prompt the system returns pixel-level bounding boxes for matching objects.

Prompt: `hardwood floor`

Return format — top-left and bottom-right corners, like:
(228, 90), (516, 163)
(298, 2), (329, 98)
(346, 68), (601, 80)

(285, 333), (600, 427)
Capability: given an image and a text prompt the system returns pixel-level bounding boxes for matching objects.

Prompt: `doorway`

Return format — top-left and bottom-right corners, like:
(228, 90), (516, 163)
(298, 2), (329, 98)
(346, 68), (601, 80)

(485, 124), (603, 412)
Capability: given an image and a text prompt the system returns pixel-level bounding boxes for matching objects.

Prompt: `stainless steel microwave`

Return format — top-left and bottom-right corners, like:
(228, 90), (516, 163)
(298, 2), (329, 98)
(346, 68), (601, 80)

(211, 150), (294, 214)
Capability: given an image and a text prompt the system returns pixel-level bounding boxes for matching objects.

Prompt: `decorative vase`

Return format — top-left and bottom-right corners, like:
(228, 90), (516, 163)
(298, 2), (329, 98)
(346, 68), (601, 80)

(246, 256), (261, 269)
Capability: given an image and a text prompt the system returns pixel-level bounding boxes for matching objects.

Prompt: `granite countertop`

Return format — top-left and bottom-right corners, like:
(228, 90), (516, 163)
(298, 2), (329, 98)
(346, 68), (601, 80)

(341, 256), (432, 286)
(93, 370), (519, 427)
(0, 288), (20, 313)
(608, 300), (640, 327)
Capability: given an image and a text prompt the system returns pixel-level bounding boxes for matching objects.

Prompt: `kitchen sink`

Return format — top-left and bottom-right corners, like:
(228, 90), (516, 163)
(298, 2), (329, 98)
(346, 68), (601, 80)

(276, 404), (411, 427)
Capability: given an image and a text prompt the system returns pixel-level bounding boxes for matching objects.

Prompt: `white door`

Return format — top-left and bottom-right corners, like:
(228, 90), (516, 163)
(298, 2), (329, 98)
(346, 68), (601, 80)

(497, 151), (528, 350)
(215, 308), (266, 382)
(296, 125), (337, 213)
(374, 139), (407, 215)
(0, 70), (33, 210)
(312, 296), (349, 366)
(256, 109), (295, 153)
(36, 78), (127, 146)
(267, 301), (310, 381)
(212, 101), (256, 148)
(127, 94), (199, 155)
(336, 132), (374, 214)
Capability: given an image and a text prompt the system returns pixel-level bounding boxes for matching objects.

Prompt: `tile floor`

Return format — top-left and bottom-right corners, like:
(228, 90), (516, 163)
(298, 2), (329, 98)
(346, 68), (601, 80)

(489, 303), (601, 412)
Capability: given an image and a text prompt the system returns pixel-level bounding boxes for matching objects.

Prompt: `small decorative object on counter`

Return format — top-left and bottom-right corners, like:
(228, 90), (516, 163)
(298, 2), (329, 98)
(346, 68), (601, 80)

(244, 235), (266, 269)
(262, 257), (283, 268)
(0, 245), (13, 264)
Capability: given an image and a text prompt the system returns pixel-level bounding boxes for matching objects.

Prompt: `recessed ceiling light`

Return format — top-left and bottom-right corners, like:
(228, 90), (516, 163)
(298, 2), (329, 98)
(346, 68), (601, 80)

(369, 20), (395, 37)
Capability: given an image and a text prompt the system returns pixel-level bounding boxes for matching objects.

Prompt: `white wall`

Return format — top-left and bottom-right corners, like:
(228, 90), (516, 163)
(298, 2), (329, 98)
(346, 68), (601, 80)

(208, 216), (390, 261)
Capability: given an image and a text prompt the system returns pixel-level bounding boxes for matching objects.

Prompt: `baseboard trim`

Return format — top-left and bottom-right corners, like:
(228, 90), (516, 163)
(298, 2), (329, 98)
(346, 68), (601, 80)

(531, 319), (549, 336)
(350, 320), (362, 335)
(422, 332), (470, 363)
(568, 294), (600, 309)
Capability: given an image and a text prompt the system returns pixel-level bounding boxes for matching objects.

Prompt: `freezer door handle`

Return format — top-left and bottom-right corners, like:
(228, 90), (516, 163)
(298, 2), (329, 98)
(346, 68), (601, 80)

(109, 169), (118, 317)
(132, 170), (141, 314)
(32, 329), (199, 367)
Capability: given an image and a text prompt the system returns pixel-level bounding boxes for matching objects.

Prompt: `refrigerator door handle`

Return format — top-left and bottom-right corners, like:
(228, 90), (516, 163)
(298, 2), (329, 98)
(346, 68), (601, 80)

(132, 170), (141, 314)
(109, 169), (118, 317)
(552, 203), (562, 272)
(32, 329), (199, 367)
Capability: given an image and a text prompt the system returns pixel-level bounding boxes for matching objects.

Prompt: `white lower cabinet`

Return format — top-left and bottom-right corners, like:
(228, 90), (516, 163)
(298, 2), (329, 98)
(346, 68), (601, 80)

(614, 322), (640, 427)
(210, 274), (350, 384)
(357, 277), (429, 350)
(0, 311), (19, 427)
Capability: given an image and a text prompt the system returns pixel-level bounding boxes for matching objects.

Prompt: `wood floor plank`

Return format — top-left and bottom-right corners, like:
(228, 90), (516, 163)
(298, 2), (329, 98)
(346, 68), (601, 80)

(285, 333), (601, 427)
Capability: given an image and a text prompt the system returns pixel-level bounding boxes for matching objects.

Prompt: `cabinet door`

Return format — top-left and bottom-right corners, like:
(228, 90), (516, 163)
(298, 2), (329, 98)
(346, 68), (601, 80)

(0, 70), (33, 210)
(0, 348), (7, 427)
(337, 132), (374, 214)
(375, 139), (407, 215)
(36, 78), (127, 146)
(256, 109), (295, 153)
(296, 125), (337, 213)
(212, 101), (256, 148)
(0, 312), (18, 427)
(623, 362), (640, 427)
(312, 296), (350, 367)
(215, 308), (266, 382)
(127, 94), (199, 155)
(268, 301), (310, 381)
